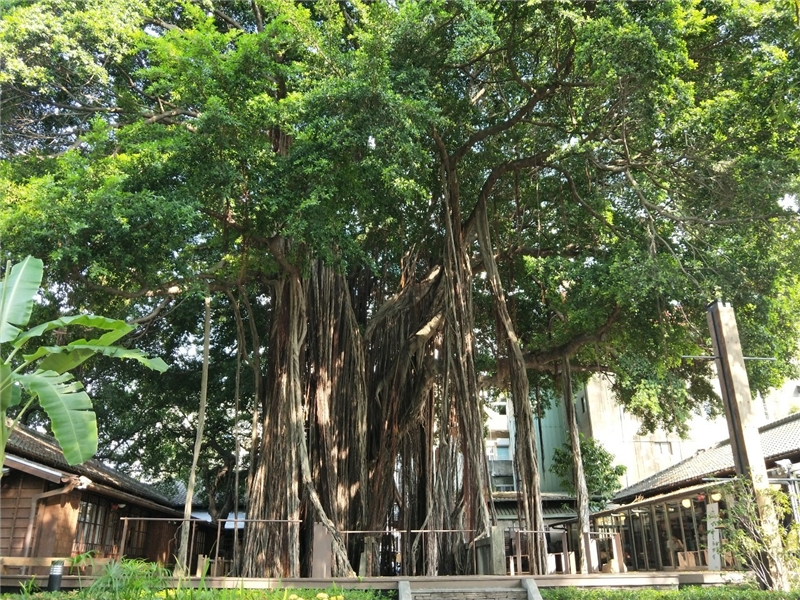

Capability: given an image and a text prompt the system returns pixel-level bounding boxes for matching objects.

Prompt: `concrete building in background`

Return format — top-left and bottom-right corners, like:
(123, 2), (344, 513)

(485, 398), (571, 496)
(486, 373), (800, 496)
(485, 399), (576, 528)
(574, 375), (800, 489)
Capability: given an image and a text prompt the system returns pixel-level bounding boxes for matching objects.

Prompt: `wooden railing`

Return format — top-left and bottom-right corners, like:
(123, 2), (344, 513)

(0, 556), (114, 575)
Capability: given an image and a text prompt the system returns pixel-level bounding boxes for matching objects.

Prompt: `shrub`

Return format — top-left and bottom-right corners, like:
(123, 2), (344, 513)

(717, 477), (800, 591)
(84, 558), (169, 600)
(539, 586), (796, 600)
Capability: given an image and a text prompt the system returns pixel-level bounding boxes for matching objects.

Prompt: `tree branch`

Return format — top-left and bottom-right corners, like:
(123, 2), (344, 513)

(450, 46), (575, 164)
(143, 108), (200, 124)
(522, 305), (621, 368)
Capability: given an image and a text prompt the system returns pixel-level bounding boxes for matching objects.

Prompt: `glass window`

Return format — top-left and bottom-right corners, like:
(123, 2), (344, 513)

(693, 497), (708, 566)
(664, 497), (706, 568)
(655, 442), (672, 455)
(74, 494), (110, 555)
(619, 510), (635, 569)
(638, 509), (657, 570)
(654, 503), (670, 568)
(684, 500), (700, 551)
(124, 507), (148, 558)
(74, 495), (148, 558)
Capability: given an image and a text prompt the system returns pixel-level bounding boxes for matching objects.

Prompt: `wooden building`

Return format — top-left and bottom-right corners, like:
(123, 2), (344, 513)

(570, 412), (800, 572)
(1, 424), (210, 573)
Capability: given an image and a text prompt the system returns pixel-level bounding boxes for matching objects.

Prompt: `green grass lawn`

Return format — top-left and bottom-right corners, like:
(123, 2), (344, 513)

(3, 586), (800, 600)
(0, 587), (393, 600)
(539, 587), (800, 600)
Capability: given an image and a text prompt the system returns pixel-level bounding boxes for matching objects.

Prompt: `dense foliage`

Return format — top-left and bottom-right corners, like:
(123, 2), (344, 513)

(718, 478), (800, 590)
(2, 0), (800, 578)
(550, 433), (627, 511)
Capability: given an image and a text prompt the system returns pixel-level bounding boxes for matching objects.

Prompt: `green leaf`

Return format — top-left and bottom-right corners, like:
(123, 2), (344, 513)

(28, 343), (169, 373)
(0, 362), (22, 412)
(0, 256), (43, 343)
(36, 348), (97, 374)
(12, 314), (134, 348)
(15, 370), (98, 465)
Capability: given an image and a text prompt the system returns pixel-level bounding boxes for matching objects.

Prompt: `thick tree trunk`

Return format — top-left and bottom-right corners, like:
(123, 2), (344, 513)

(307, 261), (368, 575)
(440, 162), (492, 561)
(407, 344), (463, 577)
(434, 383), (468, 574)
(286, 257), (356, 576)
(562, 357), (591, 574)
(474, 201), (547, 575)
(243, 241), (355, 577)
(362, 264), (443, 574)
(242, 279), (293, 577)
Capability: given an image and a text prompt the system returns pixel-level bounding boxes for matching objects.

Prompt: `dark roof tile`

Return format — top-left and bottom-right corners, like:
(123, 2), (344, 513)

(6, 425), (177, 508)
(614, 412), (800, 502)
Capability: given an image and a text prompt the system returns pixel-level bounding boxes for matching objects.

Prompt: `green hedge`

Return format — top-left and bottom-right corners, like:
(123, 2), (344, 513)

(5, 587), (800, 600)
(1, 588), (395, 600)
(540, 587), (799, 600)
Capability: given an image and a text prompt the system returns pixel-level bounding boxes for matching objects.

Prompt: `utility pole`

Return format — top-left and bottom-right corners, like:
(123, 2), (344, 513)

(707, 301), (788, 590)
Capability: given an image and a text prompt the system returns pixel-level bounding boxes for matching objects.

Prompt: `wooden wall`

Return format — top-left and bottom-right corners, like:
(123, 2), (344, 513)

(146, 520), (180, 565)
(2, 468), (207, 570)
(0, 471), (45, 557)
(35, 491), (81, 557)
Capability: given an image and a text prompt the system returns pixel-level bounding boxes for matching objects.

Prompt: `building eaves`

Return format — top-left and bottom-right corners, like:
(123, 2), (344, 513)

(614, 412), (800, 503)
(5, 424), (178, 509)
(491, 490), (574, 502)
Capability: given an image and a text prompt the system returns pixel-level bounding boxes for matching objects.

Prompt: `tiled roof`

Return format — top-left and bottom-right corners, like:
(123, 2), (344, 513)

(614, 412), (800, 502)
(5, 424), (177, 508)
(493, 500), (576, 521)
(492, 490), (574, 502)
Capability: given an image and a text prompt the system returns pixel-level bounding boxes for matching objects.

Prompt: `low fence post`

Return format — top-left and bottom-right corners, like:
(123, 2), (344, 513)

(583, 532), (593, 573)
(613, 532), (624, 573)
(119, 518), (129, 558)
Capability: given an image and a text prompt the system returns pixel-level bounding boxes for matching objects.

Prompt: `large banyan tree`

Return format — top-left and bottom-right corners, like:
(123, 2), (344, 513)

(2, 0), (800, 578)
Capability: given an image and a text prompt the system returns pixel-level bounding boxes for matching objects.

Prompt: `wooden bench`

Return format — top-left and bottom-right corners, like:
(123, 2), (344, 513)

(0, 556), (115, 575)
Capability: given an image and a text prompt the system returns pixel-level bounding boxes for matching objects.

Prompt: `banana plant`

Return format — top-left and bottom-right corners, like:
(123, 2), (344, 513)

(1, 256), (168, 468)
